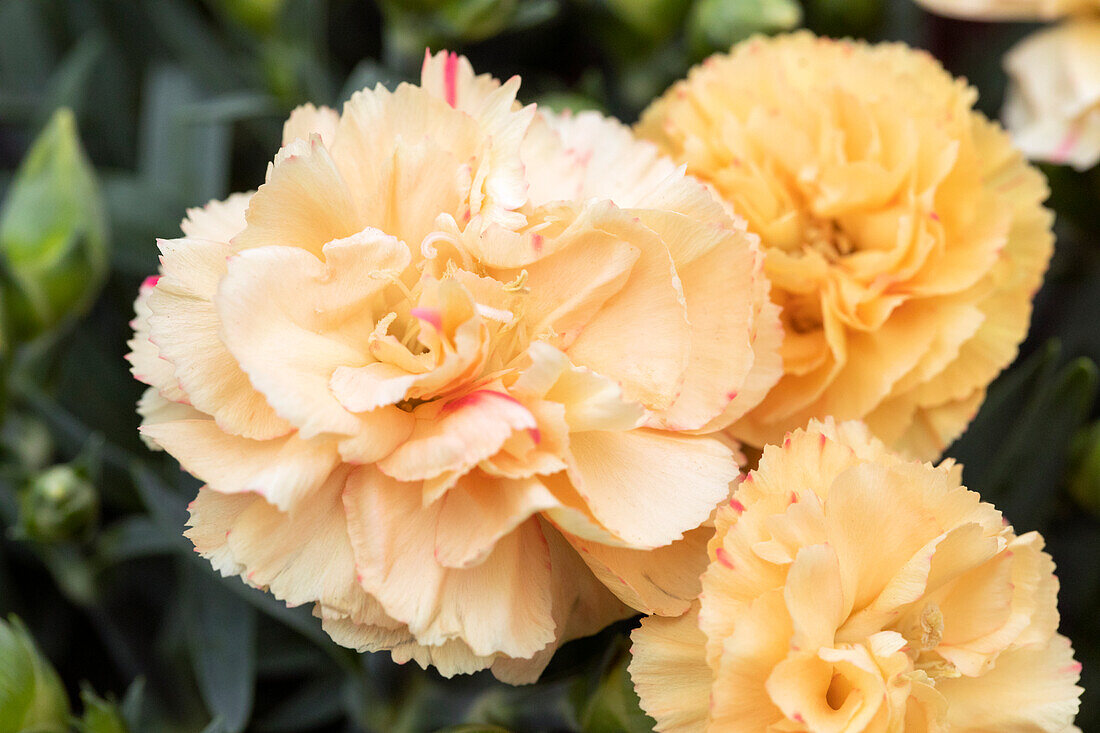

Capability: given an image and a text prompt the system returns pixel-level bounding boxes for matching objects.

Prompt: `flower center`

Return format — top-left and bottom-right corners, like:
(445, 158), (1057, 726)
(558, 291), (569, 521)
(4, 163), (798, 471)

(803, 215), (855, 262)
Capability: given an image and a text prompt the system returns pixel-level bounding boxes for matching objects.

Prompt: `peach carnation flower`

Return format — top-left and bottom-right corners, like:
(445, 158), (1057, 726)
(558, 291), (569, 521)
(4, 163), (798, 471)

(630, 418), (1082, 732)
(637, 33), (1055, 460)
(127, 51), (780, 681)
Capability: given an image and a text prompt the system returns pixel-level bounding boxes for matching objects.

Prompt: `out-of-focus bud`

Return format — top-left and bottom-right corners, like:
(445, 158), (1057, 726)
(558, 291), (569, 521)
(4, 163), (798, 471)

(208, 0), (286, 34)
(0, 615), (71, 733)
(604, 0), (692, 41)
(687, 0), (802, 59)
(0, 413), (53, 473)
(0, 108), (109, 346)
(803, 0), (883, 36)
(1070, 420), (1100, 515)
(17, 464), (99, 543)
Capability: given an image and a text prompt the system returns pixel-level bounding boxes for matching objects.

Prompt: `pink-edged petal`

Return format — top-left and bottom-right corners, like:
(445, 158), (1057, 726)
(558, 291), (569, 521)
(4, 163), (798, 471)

(147, 238), (291, 440)
(126, 276), (186, 402)
(377, 390), (537, 482)
(180, 192), (250, 242)
(567, 429), (738, 549)
(282, 103), (339, 148)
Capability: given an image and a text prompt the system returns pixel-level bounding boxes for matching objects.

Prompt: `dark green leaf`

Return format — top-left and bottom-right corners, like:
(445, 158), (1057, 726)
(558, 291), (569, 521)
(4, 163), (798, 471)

(186, 567), (256, 733)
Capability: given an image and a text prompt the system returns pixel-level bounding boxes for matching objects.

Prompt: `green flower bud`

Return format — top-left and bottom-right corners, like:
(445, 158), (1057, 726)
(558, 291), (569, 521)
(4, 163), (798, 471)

(687, 0), (802, 59)
(0, 108), (109, 345)
(1070, 421), (1100, 515)
(0, 616), (71, 733)
(604, 0), (691, 41)
(18, 464), (98, 543)
(208, 0), (286, 34)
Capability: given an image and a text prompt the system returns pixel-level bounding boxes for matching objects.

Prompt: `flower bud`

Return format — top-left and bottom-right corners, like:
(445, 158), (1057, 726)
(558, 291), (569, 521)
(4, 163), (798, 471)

(209, 0), (286, 34)
(604, 0), (692, 41)
(0, 616), (70, 733)
(687, 0), (802, 59)
(1071, 421), (1100, 515)
(0, 108), (109, 345)
(18, 464), (99, 543)
(0, 412), (53, 473)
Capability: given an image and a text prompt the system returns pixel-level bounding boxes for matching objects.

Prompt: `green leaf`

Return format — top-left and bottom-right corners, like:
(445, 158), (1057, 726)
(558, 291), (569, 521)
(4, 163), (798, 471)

(254, 675), (344, 732)
(138, 66), (232, 205)
(186, 568), (256, 733)
(0, 107), (109, 344)
(578, 649), (654, 733)
(75, 685), (129, 733)
(0, 615), (70, 733)
(951, 343), (1099, 531)
(687, 0), (802, 59)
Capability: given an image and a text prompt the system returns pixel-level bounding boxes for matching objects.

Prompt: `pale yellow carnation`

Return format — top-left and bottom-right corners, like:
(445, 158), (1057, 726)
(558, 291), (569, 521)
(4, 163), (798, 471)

(638, 33), (1055, 460)
(630, 418), (1082, 732)
(127, 51), (780, 681)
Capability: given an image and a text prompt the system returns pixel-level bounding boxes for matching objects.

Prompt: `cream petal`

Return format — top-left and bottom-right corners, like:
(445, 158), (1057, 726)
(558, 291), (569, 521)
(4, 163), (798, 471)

(377, 390), (537, 483)
(564, 203), (691, 411)
(567, 429), (737, 549)
(629, 605), (713, 733)
(217, 229), (411, 438)
(490, 520), (635, 685)
(318, 611), (499, 678)
(180, 192), (250, 242)
(186, 467), (375, 623)
(282, 103), (339, 148)
(147, 238), (292, 440)
(343, 466), (556, 659)
(336, 406), (415, 465)
(564, 525), (712, 616)
(136, 387), (204, 450)
(433, 473), (560, 569)
(126, 276), (186, 402)
(232, 136), (362, 257)
(938, 635), (1082, 732)
(143, 418), (339, 511)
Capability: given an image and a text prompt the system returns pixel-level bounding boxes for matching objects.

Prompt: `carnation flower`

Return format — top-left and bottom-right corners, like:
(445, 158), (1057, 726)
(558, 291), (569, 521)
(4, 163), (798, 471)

(638, 32), (1054, 460)
(127, 51), (779, 681)
(914, 1), (1100, 171)
(1004, 18), (1100, 171)
(630, 418), (1082, 732)
(913, 0), (1095, 20)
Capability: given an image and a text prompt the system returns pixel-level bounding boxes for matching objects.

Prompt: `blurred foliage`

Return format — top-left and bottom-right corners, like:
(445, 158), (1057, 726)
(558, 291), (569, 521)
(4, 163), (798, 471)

(0, 0), (1097, 731)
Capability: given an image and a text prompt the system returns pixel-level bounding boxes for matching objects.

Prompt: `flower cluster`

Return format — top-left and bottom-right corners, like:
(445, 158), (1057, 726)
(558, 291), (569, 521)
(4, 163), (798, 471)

(631, 419), (1082, 732)
(915, 0), (1100, 170)
(128, 51), (778, 681)
(128, 32), (1081, 728)
(638, 33), (1054, 460)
